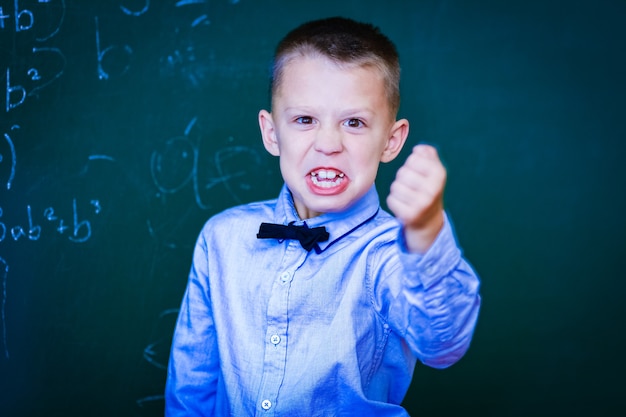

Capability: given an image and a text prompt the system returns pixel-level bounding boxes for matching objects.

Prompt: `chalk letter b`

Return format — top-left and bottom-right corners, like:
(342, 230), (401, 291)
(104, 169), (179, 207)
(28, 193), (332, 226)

(5, 69), (26, 112)
(95, 16), (133, 80)
(14, 1), (34, 32)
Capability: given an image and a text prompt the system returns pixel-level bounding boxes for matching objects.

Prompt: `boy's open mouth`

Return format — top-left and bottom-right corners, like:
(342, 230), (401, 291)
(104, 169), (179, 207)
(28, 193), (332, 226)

(310, 169), (346, 189)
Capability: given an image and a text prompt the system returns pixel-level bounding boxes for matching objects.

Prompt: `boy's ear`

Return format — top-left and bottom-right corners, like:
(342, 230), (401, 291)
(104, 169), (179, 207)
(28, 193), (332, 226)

(258, 109), (280, 156)
(381, 118), (409, 163)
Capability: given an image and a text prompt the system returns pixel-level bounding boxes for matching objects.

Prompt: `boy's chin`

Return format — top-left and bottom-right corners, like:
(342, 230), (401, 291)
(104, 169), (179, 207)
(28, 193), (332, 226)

(297, 196), (356, 219)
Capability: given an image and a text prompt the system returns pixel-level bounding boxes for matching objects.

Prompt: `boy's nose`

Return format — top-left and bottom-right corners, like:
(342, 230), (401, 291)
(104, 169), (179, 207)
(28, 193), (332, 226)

(313, 126), (343, 154)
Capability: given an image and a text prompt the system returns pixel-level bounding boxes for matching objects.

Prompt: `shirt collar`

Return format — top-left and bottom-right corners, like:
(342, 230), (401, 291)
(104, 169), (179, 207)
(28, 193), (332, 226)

(273, 184), (381, 252)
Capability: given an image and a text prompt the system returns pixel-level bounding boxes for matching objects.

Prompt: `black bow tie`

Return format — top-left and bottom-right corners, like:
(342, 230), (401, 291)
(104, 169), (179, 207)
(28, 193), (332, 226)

(257, 222), (329, 252)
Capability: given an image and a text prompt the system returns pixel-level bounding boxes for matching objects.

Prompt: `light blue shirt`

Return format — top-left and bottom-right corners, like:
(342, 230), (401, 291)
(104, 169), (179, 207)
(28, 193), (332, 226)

(165, 184), (481, 416)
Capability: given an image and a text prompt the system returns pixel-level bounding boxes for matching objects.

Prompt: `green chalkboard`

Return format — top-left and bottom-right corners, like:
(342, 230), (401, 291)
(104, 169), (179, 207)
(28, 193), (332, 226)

(1, 1), (625, 416)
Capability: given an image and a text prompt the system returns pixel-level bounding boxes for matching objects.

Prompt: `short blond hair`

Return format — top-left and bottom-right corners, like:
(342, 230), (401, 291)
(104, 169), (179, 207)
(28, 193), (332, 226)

(270, 17), (401, 116)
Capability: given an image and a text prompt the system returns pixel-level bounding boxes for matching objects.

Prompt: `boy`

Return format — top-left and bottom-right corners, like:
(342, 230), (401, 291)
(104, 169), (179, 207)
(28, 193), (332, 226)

(165, 17), (480, 416)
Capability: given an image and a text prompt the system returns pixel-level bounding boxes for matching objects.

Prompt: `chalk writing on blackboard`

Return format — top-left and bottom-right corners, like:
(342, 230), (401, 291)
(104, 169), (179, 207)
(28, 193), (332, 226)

(1, 256), (8, 359)
(120, 0), (150, 17)
(6, 67), (26, 112)
(35, 0), (66, 42)
(2, 0), (66, 41)
(137, 394), (165, 408)
(136, 307), (180, 408)
(191, 13), (208, 27)
(175, 0), (207, 7)
(28, 46), (66, 98)
(0, 198), (102, 361)
(94, 16), (133, 81)
(6, 46), (66, 111)
(1, 126), (18, 190)
(142, 308), (179, 370)
(88, 154), (116, 162)
(0, 199), (101, 243)
(150, 117), (263, 209)
(2, 0), (67, 111)
(174, 0), (210, 26)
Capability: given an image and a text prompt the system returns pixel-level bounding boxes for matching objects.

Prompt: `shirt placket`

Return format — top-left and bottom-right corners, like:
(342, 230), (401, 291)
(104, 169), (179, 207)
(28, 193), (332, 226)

(256, 239), (308, 415)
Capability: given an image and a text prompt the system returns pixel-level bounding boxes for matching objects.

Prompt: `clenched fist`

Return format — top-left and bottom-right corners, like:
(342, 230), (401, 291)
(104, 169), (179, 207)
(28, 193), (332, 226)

(387, 144), (446, 254)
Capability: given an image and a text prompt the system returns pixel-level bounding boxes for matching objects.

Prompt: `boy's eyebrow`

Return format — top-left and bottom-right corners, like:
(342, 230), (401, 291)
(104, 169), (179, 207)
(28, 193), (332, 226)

(339, 108), (375, 117)
(282, 106), (376, 117)
(282, 106), (315, 113)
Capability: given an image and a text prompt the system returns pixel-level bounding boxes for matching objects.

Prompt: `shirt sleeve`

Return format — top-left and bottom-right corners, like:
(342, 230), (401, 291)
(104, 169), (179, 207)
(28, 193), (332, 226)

(165, 232), (220, 416)
(383, 212), (481, 369)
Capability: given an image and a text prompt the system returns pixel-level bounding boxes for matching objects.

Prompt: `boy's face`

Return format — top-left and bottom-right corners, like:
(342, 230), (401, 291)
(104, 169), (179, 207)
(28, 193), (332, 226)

(259, 55), (409, 219)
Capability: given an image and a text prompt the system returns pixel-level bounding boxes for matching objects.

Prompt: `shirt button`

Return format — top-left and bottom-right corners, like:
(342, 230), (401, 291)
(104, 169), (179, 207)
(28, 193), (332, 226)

(280, 271), (291, 283)
(261, 399), (272, 410)
(270, 334), (281, 345)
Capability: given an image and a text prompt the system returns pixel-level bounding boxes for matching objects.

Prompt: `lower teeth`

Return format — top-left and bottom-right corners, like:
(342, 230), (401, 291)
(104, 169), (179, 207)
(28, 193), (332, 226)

(311, 176), (343, 188)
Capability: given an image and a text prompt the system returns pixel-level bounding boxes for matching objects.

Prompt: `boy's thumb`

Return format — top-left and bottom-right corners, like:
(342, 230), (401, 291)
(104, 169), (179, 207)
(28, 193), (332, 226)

(414, 144), (439, 160)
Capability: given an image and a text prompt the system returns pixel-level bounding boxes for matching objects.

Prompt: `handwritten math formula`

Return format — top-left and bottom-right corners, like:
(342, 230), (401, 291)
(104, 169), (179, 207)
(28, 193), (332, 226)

(1, 0), (66, 112)
(0, 198), (101, 244)
(2, 0), (235, 111)
(0, 1), (261, 414)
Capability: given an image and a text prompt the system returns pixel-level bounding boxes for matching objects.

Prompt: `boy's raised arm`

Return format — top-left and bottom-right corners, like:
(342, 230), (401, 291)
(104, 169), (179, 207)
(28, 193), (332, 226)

(386, 143), (480, 368)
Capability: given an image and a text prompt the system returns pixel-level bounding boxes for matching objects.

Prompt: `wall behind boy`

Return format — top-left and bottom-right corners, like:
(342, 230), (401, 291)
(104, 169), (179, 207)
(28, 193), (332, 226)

(0, 1), (623, 416)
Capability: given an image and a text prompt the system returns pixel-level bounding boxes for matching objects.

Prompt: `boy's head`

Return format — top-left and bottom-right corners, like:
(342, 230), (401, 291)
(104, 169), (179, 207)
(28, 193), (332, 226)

(270, 17), (401, 117)
(259, 17), (409, 220)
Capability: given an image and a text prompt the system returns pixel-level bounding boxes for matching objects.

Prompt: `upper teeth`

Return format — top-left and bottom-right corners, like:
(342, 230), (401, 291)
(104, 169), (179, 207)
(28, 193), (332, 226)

(312, 170), (344, 179)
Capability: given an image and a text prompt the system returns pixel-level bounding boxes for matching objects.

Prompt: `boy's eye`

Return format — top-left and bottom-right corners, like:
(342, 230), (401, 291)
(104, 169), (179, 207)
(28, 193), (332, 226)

(344, 118), (364, 128)
(295, 116), (314, 124)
